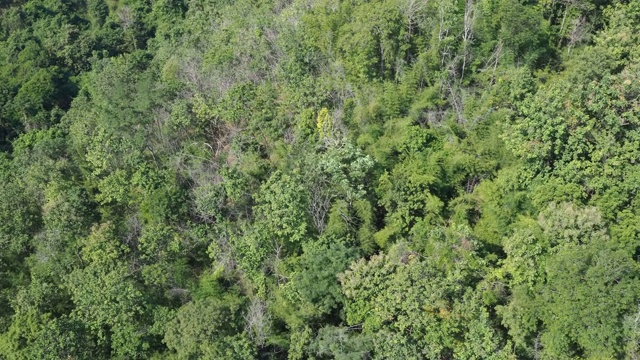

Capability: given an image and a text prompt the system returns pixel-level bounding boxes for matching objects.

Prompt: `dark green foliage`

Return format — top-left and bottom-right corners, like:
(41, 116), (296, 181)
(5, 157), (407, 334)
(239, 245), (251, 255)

(164, 293), (255, 359)
(0, 0), (638, 358)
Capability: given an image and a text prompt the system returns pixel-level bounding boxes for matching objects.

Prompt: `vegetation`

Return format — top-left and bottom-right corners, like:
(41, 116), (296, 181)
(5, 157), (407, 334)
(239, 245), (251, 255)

(1, 0), (639, 358)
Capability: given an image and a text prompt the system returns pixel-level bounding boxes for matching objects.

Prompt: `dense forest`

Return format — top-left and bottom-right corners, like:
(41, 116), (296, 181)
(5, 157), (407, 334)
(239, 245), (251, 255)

(0, 0), (639, 358)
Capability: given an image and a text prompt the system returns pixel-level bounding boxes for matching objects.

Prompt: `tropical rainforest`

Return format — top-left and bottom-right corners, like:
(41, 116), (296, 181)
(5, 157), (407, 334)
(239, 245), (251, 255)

(0, 0), (640, 358)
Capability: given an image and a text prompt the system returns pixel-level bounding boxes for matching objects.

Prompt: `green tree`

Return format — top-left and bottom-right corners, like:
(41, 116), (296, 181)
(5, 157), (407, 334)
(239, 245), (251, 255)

(164, 294), (255, 359)
(500, 203), (640, 359)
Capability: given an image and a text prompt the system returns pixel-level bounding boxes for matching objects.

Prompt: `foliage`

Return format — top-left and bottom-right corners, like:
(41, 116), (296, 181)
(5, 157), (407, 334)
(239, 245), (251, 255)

(0, 0), (638, 358)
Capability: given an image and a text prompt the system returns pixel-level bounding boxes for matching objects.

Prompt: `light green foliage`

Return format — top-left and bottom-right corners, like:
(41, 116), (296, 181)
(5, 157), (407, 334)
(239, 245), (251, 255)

(253, 171), (309, 246)
(231, 171), (310, 295)
(503, 4), (640, 217)
(0, 0), (639, 359)
(64, 223), (150, 358)
(316, 107), (333, 140)
(0, 278), (97, 360)
(341, 243), (505, 359)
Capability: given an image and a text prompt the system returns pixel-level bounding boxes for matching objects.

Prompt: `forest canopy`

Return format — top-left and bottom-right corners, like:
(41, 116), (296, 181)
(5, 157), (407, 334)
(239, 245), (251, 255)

(1, 0), (640, 359)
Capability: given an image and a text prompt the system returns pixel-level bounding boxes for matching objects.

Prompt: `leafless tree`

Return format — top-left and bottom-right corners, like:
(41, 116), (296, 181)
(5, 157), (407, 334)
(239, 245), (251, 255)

(245, 299), (272, 346)
(117, 5), (134, 30)
(309, 179), (332, 233)
(460, 0), (475, 81)
(533, 332), (542, 360)
(556, 0), (591, 48)
(117, 5), (137, 49)
(401, 0), (428, 37)
(479, 40), (503, 82)
(437, 1), (453, 67)
(568, 15), (589, 53)
(442, 67), (465, 123)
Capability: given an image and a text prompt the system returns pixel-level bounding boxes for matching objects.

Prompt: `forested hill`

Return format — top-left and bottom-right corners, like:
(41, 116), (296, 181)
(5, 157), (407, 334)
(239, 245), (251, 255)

(1, 0), (640, 358)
